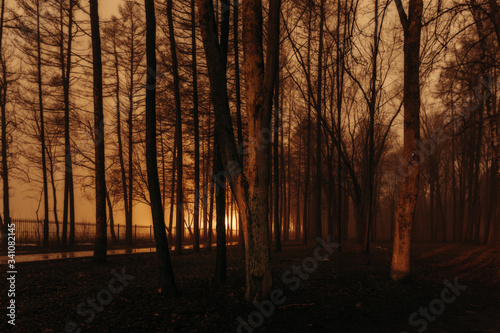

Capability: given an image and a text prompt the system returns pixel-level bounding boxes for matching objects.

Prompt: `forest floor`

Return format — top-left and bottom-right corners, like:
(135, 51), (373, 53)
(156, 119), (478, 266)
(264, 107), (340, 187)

(1, 240), (499, 333)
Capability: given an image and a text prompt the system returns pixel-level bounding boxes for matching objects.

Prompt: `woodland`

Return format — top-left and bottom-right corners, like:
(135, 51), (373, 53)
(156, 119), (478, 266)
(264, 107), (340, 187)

(0, 0), (499, 331)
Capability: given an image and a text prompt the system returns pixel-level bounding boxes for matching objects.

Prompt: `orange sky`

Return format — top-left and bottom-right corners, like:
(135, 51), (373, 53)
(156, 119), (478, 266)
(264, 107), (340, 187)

(99, 0), (121, 18)
(8, 0), (152, 226)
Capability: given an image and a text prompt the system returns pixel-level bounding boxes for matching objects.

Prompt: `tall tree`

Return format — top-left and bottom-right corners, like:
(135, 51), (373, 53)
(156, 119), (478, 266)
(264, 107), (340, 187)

(144, 0), (178, 297)
(363, 0), (380, 253)
(390, 0), (423, 281)
(191, 0), (201, 252)
(36, 0), (49, 247)
(214, 0), (230, 283)
(167, 0), (184, 254)
(315, 0), (325, 243)
(233, 0), (245, 249)
(118, 1), (146, 246)
(302, 6), (313, 244)
(61, 0), (76, 248)
(16, 0), (50, 246)
(90, 0), (107, 263)
(197, 0), (281, 301)
(273, 77), (281, 252)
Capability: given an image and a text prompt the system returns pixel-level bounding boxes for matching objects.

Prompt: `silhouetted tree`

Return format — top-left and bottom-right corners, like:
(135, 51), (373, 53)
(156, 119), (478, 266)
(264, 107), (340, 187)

(197, 0), (281, 301)
(90, 0), (107, 263)
(144, 0), (178, 297)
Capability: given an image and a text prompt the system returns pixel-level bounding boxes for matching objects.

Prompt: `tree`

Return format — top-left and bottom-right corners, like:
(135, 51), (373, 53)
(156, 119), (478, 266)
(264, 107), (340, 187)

(166, 0), (184, 255)
(273, 77), (281, 252)
(197, 0), (281, 301)
(14, 0), (51, 246)
(90, 0), (107, 263)
(0, 0), (9, 249)
(214, 0), (230, 284)
(390, 0), (423, 282)
(35, 0), (49, 248)
(314, 0), (325, 243)
(60, 0), (76, 248)
(191, 0), (201, 252)
(144, 0), (178, 297)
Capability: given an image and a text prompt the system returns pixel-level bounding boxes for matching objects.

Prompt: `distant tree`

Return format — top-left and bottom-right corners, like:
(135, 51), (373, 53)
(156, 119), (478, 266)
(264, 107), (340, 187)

(14, 0), (51, 246)
(59, 0), (76, 248)
(101, 2), (146, 246)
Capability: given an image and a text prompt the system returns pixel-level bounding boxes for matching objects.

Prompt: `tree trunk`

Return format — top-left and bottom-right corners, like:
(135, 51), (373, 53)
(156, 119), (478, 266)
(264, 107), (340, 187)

(48, 155), (60, 246)
(336, 0), (345, 252)
(302, 7), (312, 245)
(315, 0), (325, 244)
(145, 0), (178, 297)
(112, 24), (129, 246)
(273, 76), (281, 252)
(363, 0), (379, 254)
(106, 190), (117, 243)
(167, 0), (184, 255)
(214, 135), (226, 283)
(34, 0), (50, 248)
(61, 0), (75, 248)
(168, 140), (176, 237)
(90, 0), (107, 263)
(191, 0), (201, 252)
(233, 0), (245, 251)
(126, 16), (135, 246)
(197, 0), (280, 301)
(0, 0), (9, 249)
(390, 0), (423, 282)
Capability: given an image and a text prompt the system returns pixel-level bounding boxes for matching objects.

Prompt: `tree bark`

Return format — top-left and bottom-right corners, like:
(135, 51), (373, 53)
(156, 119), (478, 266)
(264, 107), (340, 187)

(390, 0), (423, 282)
